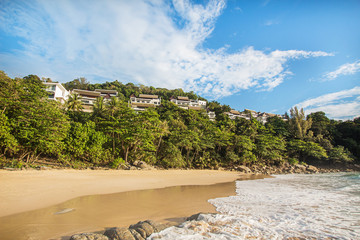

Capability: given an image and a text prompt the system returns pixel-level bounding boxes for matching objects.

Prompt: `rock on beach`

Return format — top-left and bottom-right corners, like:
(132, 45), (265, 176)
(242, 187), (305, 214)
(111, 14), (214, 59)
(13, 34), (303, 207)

(70, 220), (170, 240)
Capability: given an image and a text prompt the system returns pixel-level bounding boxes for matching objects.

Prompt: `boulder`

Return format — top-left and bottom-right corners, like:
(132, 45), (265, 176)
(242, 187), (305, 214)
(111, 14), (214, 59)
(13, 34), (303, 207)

(133, 161), (154, 170)
(128, 229), (145, 240)
(37, 166), (52, 170)
(236, 165), (252, 173)
(294, 164), (306, 172)
(186, 213), (217, 222)
(186, 213), (202, 221)
(130, 221), (154, 238)
(70, 233), (108, 240)
(306, 165), (319, 173)
(104, 227), (135, 240)
(102, 220), (169, 240)
(144, 220), (169, 232)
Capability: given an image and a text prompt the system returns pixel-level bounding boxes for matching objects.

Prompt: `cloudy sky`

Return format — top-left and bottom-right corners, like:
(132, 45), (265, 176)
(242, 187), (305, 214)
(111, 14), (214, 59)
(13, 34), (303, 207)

(1, 0), (359, 120)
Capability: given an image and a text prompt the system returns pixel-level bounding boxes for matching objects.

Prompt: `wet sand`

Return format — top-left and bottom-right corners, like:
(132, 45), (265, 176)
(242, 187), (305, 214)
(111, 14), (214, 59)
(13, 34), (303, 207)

(0, 169), (261, 240)
(0, 169), (241, 217)
(0, 181), (239, 240)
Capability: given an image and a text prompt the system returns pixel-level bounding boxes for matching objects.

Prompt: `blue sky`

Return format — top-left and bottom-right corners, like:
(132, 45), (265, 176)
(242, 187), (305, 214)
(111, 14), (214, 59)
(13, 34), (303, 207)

(0, 0), (359, 120)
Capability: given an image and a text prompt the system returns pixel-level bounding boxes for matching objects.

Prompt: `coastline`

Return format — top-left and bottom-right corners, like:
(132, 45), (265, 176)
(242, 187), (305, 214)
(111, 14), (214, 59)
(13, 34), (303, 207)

(1, 170), (357, 239)
(0, 169), (265, 240)
(0, 169), (244, 218)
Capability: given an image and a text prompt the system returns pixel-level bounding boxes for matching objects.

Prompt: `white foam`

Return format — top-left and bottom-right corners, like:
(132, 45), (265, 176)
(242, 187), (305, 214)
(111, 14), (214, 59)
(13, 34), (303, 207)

(149, 173), (360, 240)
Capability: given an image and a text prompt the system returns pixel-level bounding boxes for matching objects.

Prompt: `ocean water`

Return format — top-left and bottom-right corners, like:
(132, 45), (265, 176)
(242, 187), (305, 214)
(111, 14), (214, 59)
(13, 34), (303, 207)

(150, 173), (360, 240)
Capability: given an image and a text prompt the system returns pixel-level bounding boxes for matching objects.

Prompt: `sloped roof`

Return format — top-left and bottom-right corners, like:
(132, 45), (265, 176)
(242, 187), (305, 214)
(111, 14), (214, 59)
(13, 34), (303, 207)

(177, 96), (189, 100)
(230, 110), (241, 115)
(73, 89), (101, 97)
(139, 94), (159, 99)
(95, 89), (118, 94)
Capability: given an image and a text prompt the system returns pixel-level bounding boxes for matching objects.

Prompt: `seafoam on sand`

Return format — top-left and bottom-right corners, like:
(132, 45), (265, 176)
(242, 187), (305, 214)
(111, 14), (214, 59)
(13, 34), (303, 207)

(150, 173), (360, 240)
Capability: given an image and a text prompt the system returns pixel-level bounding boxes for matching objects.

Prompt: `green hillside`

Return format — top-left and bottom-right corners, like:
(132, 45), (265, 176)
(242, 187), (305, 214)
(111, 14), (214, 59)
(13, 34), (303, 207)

(1, 72), (359, 170)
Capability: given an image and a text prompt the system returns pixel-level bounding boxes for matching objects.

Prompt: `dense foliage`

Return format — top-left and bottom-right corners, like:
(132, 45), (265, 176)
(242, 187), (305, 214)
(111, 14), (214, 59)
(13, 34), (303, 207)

(1, 71), (359, 169)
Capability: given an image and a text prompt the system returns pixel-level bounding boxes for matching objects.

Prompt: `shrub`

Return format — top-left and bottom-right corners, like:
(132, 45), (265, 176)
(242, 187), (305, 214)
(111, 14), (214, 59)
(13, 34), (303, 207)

(110, 157), (125, 169)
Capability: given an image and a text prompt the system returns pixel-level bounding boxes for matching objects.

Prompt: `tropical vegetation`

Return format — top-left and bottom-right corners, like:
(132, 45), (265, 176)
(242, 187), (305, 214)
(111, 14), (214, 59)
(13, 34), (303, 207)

(0, 71), (359, 169)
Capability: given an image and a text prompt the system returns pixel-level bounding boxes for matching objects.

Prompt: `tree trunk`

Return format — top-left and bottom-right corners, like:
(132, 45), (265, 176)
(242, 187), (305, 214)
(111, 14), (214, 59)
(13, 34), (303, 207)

(112, 131), (115, 158)
(124, 147), (129, 163)
(193, 149), (199, 162)
(156, 136), (163, 158)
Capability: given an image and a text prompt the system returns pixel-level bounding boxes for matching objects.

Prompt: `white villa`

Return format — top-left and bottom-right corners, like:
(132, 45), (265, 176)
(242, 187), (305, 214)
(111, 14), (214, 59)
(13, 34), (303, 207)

(95, 89), (118, 99)
(66, 89), (120, 113)
(71, 89), (101, 112)
(42, 82), (285, 123)
(224, 109), (286, 123)
(129, 94), (161, 112)
(170, 96), (206, 110)
(207, 111), (216, 121)
(44, 82), (69, 104)
(224, 110), (244, 120)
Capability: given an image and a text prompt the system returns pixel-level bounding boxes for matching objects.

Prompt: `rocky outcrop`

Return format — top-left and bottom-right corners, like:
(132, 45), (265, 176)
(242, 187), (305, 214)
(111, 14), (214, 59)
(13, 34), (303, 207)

(186, 212), (216, 221)
(132, 161), (155, 170)
(306, 165), (319, 173)
(234, 163), (323, 175)
(70, 233), (109, 240)
(70, 220), (170, 240)
(104, 228), (135, 240)
(229, 162), (360, 175)
(234, 165), (252, 173)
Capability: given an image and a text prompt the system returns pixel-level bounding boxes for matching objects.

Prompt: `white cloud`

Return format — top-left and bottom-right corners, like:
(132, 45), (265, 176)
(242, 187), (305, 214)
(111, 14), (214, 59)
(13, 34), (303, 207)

(264, 20), (279, 26)
(323, 60), (360, 80)
(0, 0), (332, 98)
(296, 86), (360, 120)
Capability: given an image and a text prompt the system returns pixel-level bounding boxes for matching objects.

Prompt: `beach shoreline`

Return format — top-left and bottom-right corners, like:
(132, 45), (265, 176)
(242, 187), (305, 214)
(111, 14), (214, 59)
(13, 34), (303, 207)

(0, 169), (265, 240)
(0, 169), (246, 218)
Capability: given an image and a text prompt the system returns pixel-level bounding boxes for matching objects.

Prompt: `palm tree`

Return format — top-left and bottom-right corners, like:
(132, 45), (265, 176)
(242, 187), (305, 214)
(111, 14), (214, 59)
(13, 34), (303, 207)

(93, 96), (105, 118)
(66, 93), (83, 111)
(289, 106), (312, 140)
(106, 96), (119, 117)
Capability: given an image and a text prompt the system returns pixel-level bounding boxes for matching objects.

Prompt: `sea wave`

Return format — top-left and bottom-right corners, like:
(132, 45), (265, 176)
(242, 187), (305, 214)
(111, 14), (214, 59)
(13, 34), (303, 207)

(149, 173), (360, 240)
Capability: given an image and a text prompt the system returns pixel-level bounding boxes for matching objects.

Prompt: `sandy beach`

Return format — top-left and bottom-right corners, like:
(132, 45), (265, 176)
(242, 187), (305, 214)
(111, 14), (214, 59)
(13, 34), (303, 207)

(0, 169), (255, 239)
(0, 169), (244, 217)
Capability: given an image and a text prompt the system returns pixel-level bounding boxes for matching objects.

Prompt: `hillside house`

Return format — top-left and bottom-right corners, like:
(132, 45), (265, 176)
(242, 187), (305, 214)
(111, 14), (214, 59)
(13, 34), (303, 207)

(224, 110), (242, 120)
(207, 111), (216, 121)
(170, 96), (206, 110)
(244, 109), (258, 117)
(129, 94), (161, 112)
(95, 89), (118, 100)
(72, 89), (101, 112)
(44, 82), (69, 104)
(257, 112), (270, 124)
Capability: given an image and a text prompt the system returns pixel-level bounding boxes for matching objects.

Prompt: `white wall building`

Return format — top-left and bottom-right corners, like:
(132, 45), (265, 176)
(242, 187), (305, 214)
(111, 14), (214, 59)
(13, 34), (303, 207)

(224, 110), (238, 119)
(208, 111), (216, 121)
(43, 82), (69, 104)
(95, 89), (118, 99)
(129, 94), (161, 111)
(72, 89), (101, 112)
(170, 96), (206, 110)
